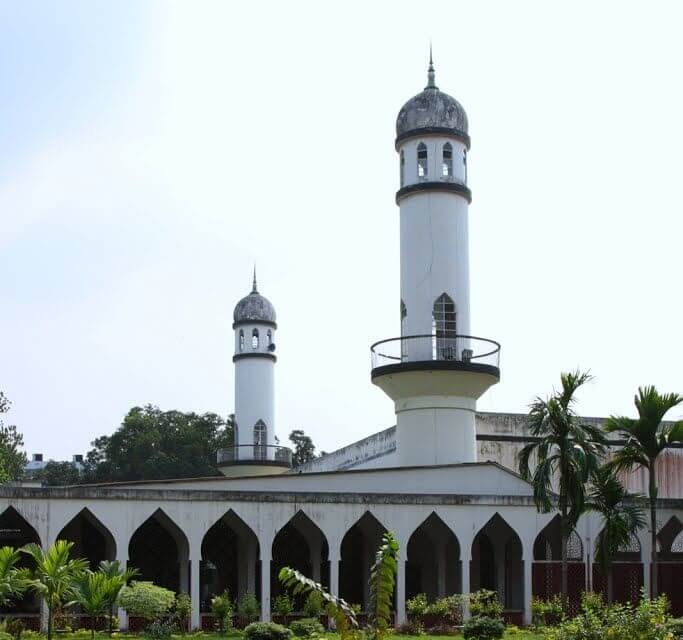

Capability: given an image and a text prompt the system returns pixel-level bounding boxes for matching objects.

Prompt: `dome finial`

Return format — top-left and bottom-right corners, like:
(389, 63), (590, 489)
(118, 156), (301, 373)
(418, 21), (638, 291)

(252, 266), (258, 293)
(427, 42), (437, 89)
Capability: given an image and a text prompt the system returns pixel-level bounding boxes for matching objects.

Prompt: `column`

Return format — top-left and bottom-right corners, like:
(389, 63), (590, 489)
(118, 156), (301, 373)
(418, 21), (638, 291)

(396, 539), (407, 625)
(189, 541), (201, 631)
(261, 543), (272, 622)
(116, 554), (129, 631)
(460, 535), (472, 621)
(521, 536), (534, 627)
(329, 551), (340, 596)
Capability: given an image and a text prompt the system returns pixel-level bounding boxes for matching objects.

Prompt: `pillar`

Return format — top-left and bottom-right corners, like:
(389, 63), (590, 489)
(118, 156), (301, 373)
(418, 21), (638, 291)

(396, 538), (407, 625)
(189, 541), (201, 631)
(460, 535), (472, 621)
(329, 544), (340, 596)
(261, 541), (272, 622)
(116, 554), (129, 631)
(521, 536), (534, 626)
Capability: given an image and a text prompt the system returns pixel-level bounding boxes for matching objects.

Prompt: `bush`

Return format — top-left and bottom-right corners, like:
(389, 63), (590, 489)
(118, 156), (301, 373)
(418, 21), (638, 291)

(532, 595), (565, 627)
(5, 619), (24, 640)
(406, 593), (429, 619)
(463, 616), (505, 640)
(119, 581), (176, 622)
(426, 595), (464, 625)
(238, 593), (261, 622)
(244, 622), (293, 640)
(396, 620), (424, 635)
(469, 590), (503, 621)
(273, 594), (294, 617)
(289, 618), (324, 637)
(174, 593), (192, 632)
(667, 619), (683, 640)
(302, 591), (324, 619)
(211, 591), (234, 633)
(144, 620), (175, 640)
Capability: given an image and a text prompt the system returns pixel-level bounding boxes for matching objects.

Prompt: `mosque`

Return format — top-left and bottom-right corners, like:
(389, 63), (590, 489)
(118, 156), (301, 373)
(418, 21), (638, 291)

(1, 58), (681, 629)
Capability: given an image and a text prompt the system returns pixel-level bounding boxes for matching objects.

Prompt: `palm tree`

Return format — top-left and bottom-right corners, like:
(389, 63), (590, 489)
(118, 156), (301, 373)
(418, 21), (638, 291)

(518, 370), (607, 605)
(98, 560), (138, 636)
(605, 386), (683, 597)
(588, 465), (646, 603)
(74, 571), (113, 639)
(22, 540), (89, 640)
(0, 546), (30, 606)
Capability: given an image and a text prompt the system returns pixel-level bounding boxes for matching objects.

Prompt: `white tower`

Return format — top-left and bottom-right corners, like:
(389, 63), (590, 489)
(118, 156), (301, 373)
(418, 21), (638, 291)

(218, 272), (291, 476)
(371, 55), (500, 466)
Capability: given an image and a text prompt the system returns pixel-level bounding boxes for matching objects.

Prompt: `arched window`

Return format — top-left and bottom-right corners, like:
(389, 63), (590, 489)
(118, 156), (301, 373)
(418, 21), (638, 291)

(442, 142), (453, 178)
(267, 330), (272, 346)
(463, 149), (468, 182)
(433, 293), (457, 360)
(253, 420), (267, 460)
(252, 328), (259, 349)
(239, 330), (245, 352)
(417, 143), (427, 179)
(400, 149), (405, 186)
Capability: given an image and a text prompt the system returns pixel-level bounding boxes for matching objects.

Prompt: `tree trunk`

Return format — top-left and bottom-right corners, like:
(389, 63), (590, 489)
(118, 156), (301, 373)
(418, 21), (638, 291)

(649, 461), (658, 598)
(47, 604), (52, 640)
(560, 518), (568, 609)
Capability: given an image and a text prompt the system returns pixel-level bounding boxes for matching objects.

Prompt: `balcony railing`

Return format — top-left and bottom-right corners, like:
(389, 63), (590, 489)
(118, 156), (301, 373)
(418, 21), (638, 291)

(370, 334), (501, 372)
(216, 445), (292, 467)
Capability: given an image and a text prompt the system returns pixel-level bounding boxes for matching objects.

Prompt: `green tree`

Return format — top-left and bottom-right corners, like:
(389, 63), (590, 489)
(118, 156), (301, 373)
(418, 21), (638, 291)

(289, 430), (316, 467)
(83, 405), (234, 483)
(0, 392), (27, 482)
(34, 461), (82, 486)
(98, 560), (139, 635)
(367, 532), (399, 640)
(73, 571), (114, 638)
(22, 540), (89, 640)
(587, 465), (646, 603)
(605, 386), (683, 597)
(0, 546), (31, 606)
(518, 371), (607, 605)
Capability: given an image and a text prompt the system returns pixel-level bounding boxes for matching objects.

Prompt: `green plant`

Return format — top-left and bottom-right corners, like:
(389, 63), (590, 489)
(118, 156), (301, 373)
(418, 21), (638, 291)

(173, 593), (192, 633)
(97, 560), (139, 636)
(396, 620), (424, 635)
(0, 547), (30, 607)
(21, 540), (90, 640)
(210, 590), (234, 634)
(237, 592), (260, 622)
(367, 531), (399, 640)
(118, 581), (175, 622)
(144, 620), (175, 640)
(5, 619), (24, 640)
(605, 386), (683, 597)
(532, 595), (565, 627)
(406, 593), (428, 619)
(519, 370), (607, 603)
(278, 567), (358, 640)
(302, 591), (324, 619)
(273, 594), (294, 617)
(469, 590), (503, 620)
(244, 622), (292, 640)
(73, 571), (117, 639)
(666, 618), (683, 640)
(288, 618), (324, 637)
(463, 616), (505, 640)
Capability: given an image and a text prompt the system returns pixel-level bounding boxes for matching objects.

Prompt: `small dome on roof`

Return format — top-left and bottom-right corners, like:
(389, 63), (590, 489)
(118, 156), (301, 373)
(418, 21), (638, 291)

(396, 56), (468, 143)
(233, 272), (276, 325)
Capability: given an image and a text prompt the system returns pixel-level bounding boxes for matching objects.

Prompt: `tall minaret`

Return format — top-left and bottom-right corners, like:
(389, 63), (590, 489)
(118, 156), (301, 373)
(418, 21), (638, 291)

(219, 272), (290, 476)
(371, 55), (500, 466)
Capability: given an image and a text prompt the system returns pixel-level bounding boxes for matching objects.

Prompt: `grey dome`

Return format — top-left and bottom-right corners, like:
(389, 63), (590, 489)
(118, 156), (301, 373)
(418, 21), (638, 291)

(233, 275), (276, 325)
(395, 60), (468, 143)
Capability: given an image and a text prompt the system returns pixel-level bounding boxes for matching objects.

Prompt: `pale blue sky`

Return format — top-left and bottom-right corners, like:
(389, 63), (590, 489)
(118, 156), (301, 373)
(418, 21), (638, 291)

(2, 1), (683, 460)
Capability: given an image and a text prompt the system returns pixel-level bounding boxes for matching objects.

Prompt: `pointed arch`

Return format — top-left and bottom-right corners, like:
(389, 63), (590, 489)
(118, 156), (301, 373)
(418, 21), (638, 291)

(472, 513), (524, 611)
(533, 515), (584, 561)
(442, 142), (453, 178)
(657, 515), (683, 557)
(340, 511), (388, 610)
(272, 511), (329, 599)
(201, 509), (260, 613)
(407, 512), (461, 600)
(56, 508), (116, 569)
(129, 508), (189, 592)
(417, 142), (428, 179)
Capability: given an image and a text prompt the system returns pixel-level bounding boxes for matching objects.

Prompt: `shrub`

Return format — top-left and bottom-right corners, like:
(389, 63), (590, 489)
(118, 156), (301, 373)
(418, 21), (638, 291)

(426, 595), (464, 624)
(238, 593), (261, 622)
(119, 581), (176, 622)
(5, 619), (24, 640)
(174, 593), (192, 632)
(289, 618), (324, 637)
(396, 620), (424, 635)
(244, 621), (293, 640)
(211, 591), (234, 633)
(406, 594), (429, 619)
(667, 618), (683, 640)
(469, 590), (503, 621)
(144, 620), (175, 640)
(532, 595), (565, 627)
(463, 616), (505, 640)
(274, 594), (294, 617)
(302, 591), (324, 619)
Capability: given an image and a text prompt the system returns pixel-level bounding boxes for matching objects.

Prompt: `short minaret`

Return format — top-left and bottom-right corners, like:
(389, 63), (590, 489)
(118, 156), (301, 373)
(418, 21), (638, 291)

(218, 272), (291, 476)
(371, 56), (501, 467)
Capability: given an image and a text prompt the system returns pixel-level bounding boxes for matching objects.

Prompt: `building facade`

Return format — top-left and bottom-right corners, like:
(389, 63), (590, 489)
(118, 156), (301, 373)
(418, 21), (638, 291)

(1, 59), (681, 630)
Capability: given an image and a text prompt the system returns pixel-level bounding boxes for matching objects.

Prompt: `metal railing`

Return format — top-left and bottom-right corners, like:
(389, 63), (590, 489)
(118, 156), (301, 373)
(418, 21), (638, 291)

(216, 445), (292, 466)
(370, 334), (501, 371)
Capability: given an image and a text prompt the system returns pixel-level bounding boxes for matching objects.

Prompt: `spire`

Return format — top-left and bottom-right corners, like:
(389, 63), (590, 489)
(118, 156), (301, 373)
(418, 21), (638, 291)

(426, 42), (437, 89)
(252, 266), (258, 293)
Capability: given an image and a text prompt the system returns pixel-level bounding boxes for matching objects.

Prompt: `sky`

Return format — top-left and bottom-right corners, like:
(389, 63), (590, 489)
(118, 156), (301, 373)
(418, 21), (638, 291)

(1, 1), (683, 461)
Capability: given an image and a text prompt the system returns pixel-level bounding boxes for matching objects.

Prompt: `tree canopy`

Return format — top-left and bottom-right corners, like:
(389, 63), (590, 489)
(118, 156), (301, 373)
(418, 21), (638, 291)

(289, 429), (317, 466)
(0, 392), (27, 483)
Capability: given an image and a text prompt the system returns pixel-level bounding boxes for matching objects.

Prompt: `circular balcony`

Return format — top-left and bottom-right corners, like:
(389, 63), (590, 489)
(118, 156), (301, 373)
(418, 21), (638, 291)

(370, 334), (501, 379)
(216, 445), (292, 469)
